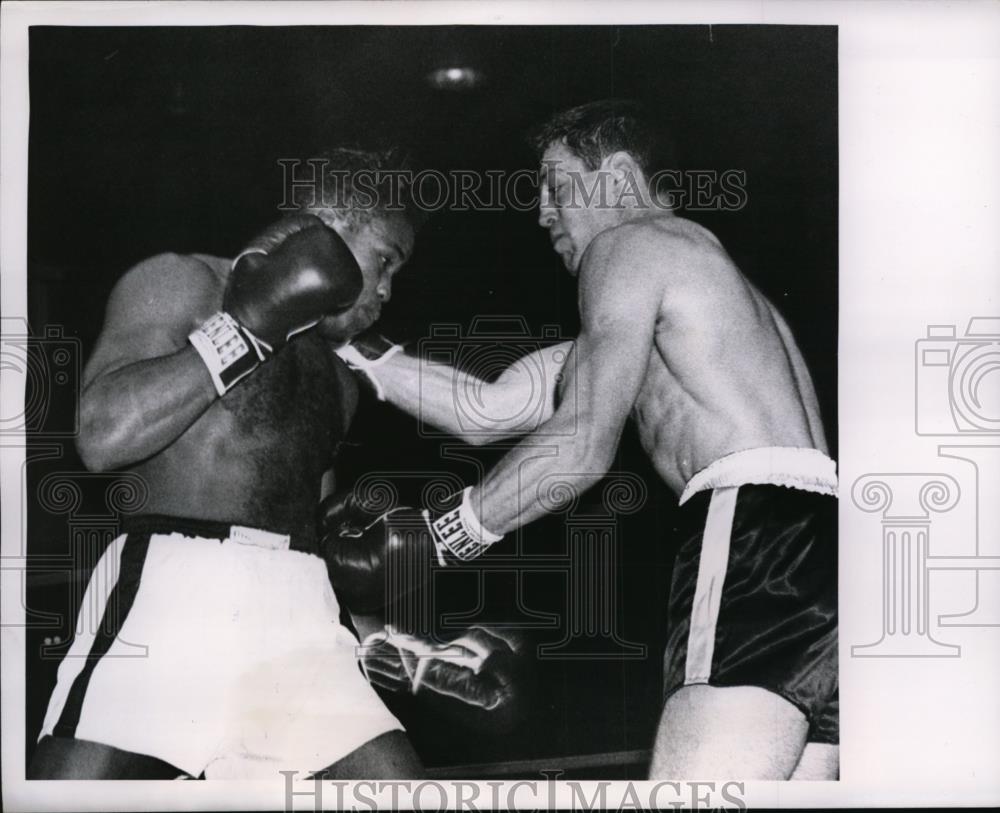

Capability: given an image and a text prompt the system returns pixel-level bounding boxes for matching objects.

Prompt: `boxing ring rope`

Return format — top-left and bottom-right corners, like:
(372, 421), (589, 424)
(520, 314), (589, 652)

(425, 748), (651, 778)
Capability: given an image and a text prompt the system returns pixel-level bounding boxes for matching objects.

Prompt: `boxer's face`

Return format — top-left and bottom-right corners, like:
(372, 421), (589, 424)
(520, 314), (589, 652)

(309, 209), (415, 342)
(538, 142), (622, 276)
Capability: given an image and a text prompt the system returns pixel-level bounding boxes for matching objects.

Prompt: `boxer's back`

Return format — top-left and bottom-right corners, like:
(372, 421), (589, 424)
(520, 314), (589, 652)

(622, 217), (828, 494)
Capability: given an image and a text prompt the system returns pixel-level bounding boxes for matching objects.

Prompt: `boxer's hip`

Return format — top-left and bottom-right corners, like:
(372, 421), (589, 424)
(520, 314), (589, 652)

(664, 450), (839, 743)
(679, 445), (838, 505)
(118, 512), (319, 554)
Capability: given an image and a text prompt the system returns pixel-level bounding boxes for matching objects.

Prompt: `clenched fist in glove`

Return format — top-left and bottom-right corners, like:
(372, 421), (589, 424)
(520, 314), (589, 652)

(319, 485), (505, 614)
(189, 214), (363, 396)
(359, 625), (530, 733)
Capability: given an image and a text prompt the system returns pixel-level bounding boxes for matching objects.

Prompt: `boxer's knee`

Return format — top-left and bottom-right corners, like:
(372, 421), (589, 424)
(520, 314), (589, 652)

(310, 730), (424, 780)
(650, 684), (809, 780)
(29, 735), (185, 779)
(789, 742), (839, 780)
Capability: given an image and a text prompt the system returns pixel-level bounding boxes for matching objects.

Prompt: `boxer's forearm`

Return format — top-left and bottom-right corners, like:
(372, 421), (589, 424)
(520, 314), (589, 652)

(470, 410), (619, 534)
(373, 343), (568, 445)
(375, 353), (524, 445)
(375, 352), (461, 432)
(77, 346), (216, 471)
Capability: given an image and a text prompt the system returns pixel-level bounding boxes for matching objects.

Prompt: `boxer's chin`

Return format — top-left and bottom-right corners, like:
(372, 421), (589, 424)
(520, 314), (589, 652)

(316, 315), (354, 344)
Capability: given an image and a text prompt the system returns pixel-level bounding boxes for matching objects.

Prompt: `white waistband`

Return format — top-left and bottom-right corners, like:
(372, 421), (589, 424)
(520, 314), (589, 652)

(228, 525), (291, 550)
(679, 446), (838, 506)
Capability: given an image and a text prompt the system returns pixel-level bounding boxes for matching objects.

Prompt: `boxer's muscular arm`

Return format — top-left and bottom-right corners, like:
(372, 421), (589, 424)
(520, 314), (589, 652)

(373, 342), (573, 445)
(471, 229), (665, 534)
(77, 254), (221, 471)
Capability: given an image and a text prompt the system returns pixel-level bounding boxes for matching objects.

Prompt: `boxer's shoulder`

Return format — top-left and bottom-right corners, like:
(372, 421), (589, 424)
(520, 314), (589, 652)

(577, 219), (680, 299)
(92, 253), (226, 367)
(626, 216), (743, 293)
(188, 253), (231, 282)
(586, 215), (712, 271)
(114, 252), (223, 306)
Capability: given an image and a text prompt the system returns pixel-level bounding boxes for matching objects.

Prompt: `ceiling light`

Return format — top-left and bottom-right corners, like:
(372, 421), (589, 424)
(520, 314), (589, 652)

(427, 66), (485, 91)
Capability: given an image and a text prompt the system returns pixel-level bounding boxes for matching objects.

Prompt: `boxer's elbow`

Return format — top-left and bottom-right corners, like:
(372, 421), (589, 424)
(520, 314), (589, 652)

(76, 397), (132, 472)
(571, 446), (616, 485)
(457, 431), (495, 447)
(451, 415), (526, 447)
(564, 416), (619, 477)
(76, 417), (119, 472)
(77, 434), (117, 473)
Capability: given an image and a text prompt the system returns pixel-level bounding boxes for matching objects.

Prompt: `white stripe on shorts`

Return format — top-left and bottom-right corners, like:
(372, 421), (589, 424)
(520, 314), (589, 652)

(684, 486), (739, 685)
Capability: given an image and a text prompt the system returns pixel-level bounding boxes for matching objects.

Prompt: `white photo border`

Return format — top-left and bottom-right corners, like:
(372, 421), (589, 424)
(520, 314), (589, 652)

(3, 1), (999, 810)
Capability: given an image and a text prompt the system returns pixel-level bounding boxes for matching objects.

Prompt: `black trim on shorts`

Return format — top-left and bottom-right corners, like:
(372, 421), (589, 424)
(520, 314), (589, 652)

(119, 513), (317, 555)
(120, 514), (236, 541)
(52, 530), (153, 738)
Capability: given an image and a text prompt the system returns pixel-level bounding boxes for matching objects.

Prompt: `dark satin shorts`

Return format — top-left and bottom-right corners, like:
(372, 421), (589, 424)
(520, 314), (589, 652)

(663, 484), (838, 744)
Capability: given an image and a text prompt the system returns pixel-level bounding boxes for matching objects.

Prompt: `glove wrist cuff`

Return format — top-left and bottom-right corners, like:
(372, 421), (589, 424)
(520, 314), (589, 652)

(231, 247), (268, 271)
(429, 487), (504, 563)
(459, 486), (504, 545)
(189, 311), (272, 397)
(335, 341), (404, 401)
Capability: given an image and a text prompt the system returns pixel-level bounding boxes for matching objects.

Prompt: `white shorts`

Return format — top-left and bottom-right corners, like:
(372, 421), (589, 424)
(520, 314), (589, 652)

(38, 515), (404, 779)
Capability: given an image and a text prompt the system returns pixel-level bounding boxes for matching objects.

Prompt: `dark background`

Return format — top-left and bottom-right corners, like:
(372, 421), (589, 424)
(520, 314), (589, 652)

(24, 25), (837, 777)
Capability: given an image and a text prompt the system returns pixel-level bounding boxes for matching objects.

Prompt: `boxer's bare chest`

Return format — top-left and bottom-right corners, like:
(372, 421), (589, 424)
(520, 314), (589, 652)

(220, 334), (346, 443)
(138, 333), (355, 540)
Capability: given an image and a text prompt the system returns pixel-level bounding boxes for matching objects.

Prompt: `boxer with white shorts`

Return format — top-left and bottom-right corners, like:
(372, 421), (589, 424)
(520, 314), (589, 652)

(30, 148), (426, 779)
(38, 516), (403, 779)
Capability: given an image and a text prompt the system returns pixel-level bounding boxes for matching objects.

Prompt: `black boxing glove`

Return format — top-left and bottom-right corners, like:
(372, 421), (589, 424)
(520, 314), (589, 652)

(322, 504), (443, 614)
(189, 214), (363, 395)
(318, 482), (393, 536)
(321, 486), (504, 614)
(359, 625), (529, 731)
(226, 214), (363, 349)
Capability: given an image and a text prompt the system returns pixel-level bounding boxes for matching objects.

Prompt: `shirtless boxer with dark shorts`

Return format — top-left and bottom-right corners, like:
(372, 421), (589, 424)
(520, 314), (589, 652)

(329, 101), (839, 780)
(28, 148), (434, 780)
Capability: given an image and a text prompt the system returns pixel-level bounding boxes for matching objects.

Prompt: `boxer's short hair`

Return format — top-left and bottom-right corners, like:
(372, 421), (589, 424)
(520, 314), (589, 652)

(529, 99), (676, 177)
(293, 145), (428, 231)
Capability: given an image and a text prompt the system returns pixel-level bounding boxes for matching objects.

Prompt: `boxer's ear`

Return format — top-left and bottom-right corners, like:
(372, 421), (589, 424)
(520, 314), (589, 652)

(304, 206), (356, 235)
(604, 150), (639, 185)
